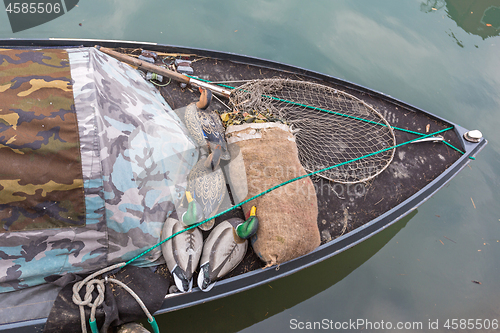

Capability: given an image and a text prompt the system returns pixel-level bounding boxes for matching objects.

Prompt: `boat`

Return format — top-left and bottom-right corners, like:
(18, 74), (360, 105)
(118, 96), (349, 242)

(0, 38), (487, 332)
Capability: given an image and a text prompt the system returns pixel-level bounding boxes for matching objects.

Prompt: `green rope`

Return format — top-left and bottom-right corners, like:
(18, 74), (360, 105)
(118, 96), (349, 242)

(188, 75), (468, 156)
(259, 94), (471, 157)
(122, 126), (454, 267)
(122, 75), (475, 267)
(268, 95), (471, 157)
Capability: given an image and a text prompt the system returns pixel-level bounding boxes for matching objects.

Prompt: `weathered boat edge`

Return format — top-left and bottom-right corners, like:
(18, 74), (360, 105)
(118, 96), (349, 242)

(0, 38), (487, 332)
(0, 319), (46, 333)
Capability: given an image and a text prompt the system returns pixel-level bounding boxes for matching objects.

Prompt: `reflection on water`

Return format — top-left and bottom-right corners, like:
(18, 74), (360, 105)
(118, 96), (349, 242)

(146, 211), (417, 333)
(421, 0), (500, 39)
(1, 1), (498, 332)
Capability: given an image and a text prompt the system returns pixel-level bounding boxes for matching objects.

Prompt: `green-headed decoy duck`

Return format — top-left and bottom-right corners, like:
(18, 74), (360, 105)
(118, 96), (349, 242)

(180, 190), (204, 227)
(197, 206), (259, 292)
(161, 217), (203, 293)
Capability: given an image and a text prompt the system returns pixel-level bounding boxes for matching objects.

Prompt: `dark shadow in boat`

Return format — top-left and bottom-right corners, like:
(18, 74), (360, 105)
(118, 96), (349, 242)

(144, 210), (417, 332)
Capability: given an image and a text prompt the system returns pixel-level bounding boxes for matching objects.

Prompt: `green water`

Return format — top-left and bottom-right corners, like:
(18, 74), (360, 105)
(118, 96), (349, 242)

(2, 1), (499, 332)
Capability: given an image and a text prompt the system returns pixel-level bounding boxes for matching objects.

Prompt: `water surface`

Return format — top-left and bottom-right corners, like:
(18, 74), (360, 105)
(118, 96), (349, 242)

(1, 1), (499, 332)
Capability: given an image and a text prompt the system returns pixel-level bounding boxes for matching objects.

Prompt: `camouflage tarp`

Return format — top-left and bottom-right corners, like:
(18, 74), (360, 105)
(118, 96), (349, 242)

(0, 48), (84, 232)
(0, 47), (198, 293)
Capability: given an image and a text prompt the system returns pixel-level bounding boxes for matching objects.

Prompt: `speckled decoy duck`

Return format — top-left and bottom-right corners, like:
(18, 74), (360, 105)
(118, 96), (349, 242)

(197, 207), (259, 292)
(195, 88), (230, 166)
(161, 217), (203, 293)
(173, 88), (230, 167)
(183, 154), (226, 231)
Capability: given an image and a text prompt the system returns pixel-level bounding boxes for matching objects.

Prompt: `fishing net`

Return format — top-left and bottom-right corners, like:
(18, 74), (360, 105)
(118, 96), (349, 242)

(229, 79), (396, 183)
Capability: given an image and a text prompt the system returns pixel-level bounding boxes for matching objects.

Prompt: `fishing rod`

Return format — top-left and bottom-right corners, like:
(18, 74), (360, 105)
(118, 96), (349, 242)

(96, 45), (232, 98)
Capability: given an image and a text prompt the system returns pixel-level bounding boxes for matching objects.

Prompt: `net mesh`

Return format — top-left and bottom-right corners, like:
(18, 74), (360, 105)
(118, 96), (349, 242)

(229, 79), (396, 183)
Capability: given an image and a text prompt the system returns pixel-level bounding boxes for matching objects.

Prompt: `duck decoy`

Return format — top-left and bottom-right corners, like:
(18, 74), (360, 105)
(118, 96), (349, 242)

(173, 88), (230, 166)
(161, 217), (203, 293)
(197, 206), (259, 292)
(195, 88), (230, 165)
(172, 93), (207, 150)
(184, 154), (226, 231)
(180, 191), (204, 227)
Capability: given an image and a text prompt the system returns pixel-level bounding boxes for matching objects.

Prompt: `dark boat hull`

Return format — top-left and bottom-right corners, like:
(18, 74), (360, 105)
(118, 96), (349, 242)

(0, 38), (487, 332)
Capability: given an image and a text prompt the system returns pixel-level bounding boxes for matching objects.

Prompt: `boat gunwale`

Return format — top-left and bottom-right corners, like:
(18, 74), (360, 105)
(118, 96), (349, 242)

(0, 38), (488, 331)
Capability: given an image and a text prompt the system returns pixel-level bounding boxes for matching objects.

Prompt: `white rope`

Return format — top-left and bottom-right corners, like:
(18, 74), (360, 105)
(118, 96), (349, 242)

(108, 278), (155, 323)
(72, 262), (125, 333)
(71, 262), (156, 333)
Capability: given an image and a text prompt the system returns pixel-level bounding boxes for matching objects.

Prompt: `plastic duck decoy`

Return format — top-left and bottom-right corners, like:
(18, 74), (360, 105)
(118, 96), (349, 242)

(172, 94), (206, 150)
(197, 206), (259, 292)
(195, 88), (230, 166)
(173, 87), (230, 167)
(161, 217), (203, 293)
(184, 154), (226, 231)
(180, 191), (204, 227)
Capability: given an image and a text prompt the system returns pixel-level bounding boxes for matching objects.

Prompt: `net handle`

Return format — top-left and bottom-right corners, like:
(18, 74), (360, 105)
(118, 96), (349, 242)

(96, 46), (232, 97)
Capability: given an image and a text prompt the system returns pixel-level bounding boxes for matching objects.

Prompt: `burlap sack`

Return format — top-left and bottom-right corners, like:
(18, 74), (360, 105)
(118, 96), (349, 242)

(226, 123), (320, 266)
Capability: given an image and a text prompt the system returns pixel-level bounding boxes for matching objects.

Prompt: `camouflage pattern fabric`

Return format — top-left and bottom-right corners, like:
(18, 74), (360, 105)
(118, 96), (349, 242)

(0, 48), (85, 232)
(0, 47), (198, 293)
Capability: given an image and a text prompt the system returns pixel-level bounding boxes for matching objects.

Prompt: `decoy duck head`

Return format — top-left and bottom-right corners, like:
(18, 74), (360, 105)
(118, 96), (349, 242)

(196, 87), (212, 110)
(181, 191), (204, 226)
(236, 206), (259, 239)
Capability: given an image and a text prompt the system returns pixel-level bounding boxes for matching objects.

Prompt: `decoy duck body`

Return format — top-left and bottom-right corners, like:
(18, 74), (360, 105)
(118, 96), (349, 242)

(174, 88), (230, 165)
(195, 88), (230, 165)
(173, 101), (206, 149)
(161, 217), (203, 293)
(184, 154), (226, 231)
(197, 207), (259, 292)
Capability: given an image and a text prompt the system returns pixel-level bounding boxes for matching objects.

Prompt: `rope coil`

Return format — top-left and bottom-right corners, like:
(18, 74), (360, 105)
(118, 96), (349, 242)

(72, 279), (105, 333)
(71, 262), (159, 333)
